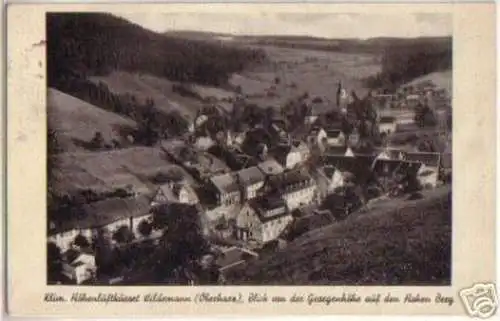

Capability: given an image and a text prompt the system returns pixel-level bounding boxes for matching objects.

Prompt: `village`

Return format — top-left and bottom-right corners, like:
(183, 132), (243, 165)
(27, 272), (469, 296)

(47, 76), (452, 285)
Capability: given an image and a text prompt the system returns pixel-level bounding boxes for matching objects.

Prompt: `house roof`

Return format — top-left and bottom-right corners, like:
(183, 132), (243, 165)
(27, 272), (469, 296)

(236, 166), (265, 187)
(325, 129), (343, 138)
(257, 159), (284, 176)
(277, 168), (313, 187)
(405, 152), (441, 168)
(322, 155), (373, 184)
(379, 116), (396, 124)
(210, 173), (240, 194)
(50, 195), (151, 235)
(372, 159), (422, 177)
(308, 126), (325, 136)
(249, 197), (290, 223)
(324, 145), (348, 156)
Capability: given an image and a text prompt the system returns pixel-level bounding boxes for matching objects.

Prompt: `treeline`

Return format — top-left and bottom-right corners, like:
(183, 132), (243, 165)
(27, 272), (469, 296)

(47, 13), (267, 87)
(364, 37), (452, 89)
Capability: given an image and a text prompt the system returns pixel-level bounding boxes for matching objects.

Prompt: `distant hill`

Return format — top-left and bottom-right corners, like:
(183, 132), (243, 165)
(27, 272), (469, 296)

(47, 13), (267, 87)
(226, 187), (451, 285)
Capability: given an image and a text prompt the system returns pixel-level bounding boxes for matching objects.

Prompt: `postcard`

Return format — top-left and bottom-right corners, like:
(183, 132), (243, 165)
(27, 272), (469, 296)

(5, 2), (497, 318)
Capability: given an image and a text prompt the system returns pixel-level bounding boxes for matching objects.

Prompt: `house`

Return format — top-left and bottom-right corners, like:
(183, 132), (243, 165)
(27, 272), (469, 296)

(324, 129), (346, 147)
(371, 159), (422, 193)
(151, 181), (199, 207)
(48, 196), (152, 251)
(215, 246), (259, 275)
(209, 173), (241, 206)
(236, 197), (294, 244)
(321, 155), (374, 190)
(376, 148), (407, 161)
(194, 136), (215, 151)
(323, 145), (348, 156)
(257, 158), (285, 176)
(207, 145), (257, 171)
(61, 251), (97, 284)
(378, 116), (397, 134)
(307, 126), (327, 147)
(236, 166), (266, 200)
(348, 128), (360, 146)
(266, 169), (318, 210)
(267, 143), (303, 169)
(291, 140), (311, 162)
(404, 152), (441, 188)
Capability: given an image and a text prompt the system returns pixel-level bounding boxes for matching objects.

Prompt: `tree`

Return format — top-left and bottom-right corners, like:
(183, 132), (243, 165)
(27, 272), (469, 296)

(73, 234), (90, 248)
(47, 242), (63, 284)
(152, 203), (210, 279)
(112, 225), (135, 244)
(138, 219), (153, 238)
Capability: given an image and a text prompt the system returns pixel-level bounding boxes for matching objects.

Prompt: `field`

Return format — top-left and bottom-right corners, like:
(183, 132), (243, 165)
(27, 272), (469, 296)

(47, 88), (138, 152)
(230, 46), (380, 109)
(50, 147), (196, 197)
(226, 186), (451, 285)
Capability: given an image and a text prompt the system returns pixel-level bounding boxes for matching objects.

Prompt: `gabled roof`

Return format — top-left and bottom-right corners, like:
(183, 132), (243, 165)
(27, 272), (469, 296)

(324, 145), (348, 156)
(379, 116), (396, 124)
(236, 166), (265, 187)
(257, 159), (284, 176)
(50, 195), (152, 235)
(325, 129), (343, 138)
(210, 173), (240, 194)
(405, 152), (441, 168)
(248, 197), (289, 223)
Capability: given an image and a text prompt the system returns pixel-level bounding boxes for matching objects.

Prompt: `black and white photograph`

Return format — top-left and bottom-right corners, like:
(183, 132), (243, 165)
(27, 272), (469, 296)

(46, 11), (453, 286)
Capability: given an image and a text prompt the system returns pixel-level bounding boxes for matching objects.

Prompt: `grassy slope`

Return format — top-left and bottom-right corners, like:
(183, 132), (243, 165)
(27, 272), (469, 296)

(50, 147), (196, 197)
(48, 88), (138, 152)
(227, 186), (451, 285)
(405, 70), (452, 95)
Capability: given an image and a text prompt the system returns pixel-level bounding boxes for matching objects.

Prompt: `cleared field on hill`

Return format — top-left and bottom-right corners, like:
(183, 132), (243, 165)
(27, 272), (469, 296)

(50, 147), (196, 197)
(48, 88), (138, 152)
(227, 186), (451, 285)
(90, 72), (206, 122)
(230, 46), (380, 109)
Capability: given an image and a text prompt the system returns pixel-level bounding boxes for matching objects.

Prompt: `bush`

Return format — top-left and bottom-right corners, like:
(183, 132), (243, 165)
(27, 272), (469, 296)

(73, 234), (90, 248)
(138, 219), (153, 237)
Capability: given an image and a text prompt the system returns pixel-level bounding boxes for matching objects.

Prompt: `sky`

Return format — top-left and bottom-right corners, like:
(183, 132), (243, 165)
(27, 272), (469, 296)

(117, 12), (452, 39)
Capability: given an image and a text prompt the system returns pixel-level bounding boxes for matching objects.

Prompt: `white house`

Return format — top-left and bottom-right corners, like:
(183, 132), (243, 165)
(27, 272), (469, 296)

(62, 252), (97, 284)
(278, 169), (318, 210)
(48, 196), (152, 251)
(324, 129), (346, 147)
(236, 166), (266, 200)
(210, 173), (241, 206)
(236, 198), (293, 244)
(307, 127), (327, 147)
(378, 116), (397, 134)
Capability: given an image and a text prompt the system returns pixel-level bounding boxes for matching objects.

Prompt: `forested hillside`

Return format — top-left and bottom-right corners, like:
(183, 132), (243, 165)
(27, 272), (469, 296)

(363, 37), (452, 89)
(47, 13), (267, 87)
